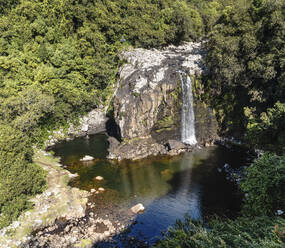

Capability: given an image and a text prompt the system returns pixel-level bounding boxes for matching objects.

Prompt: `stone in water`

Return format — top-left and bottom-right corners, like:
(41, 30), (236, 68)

(80, 155), (94, 162)
(95, 176), (104, 181)
(131, 203), (145, 214)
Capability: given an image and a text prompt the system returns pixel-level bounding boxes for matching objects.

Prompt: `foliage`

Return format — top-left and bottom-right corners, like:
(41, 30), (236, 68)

(0, 0), (220, 143)
(241, 153), (285, 216)
(204, 0), (285, 145)
(0, 125), (46, 228)
(0, 0), (19, 14)
(154, 215), (285, 248)
(245, 102), (285, 153)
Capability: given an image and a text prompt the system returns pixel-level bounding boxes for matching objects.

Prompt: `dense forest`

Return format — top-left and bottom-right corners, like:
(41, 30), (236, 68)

(0, 0), (284, 246)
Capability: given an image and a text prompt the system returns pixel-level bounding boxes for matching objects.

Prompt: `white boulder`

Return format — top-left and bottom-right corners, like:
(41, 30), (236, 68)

(131, 203), (145, 214)
(80, 155), (94, 162)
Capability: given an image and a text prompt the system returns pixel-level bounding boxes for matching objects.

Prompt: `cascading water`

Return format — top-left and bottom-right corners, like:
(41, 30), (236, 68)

(180, 72), (197, 145)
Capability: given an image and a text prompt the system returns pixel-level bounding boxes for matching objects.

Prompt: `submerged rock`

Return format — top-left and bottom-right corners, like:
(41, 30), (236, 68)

(131, 203), (145, 214)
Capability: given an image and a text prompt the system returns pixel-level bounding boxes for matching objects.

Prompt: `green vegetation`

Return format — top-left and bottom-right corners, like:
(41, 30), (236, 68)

(241, 153), (285, 216)
(204, 0), (285, 151)
(154, 216), (285, 248)
(245, 102), (285, 153)
(0, 125), (46, 228)
(0, 0), (284, 246)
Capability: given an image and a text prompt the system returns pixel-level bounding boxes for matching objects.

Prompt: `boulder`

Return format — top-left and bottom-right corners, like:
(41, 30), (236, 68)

(107, 137), (168, 161)
(67, 108), (108, 137)
(131, 203), (145, 214)
(166, 140), (186, 151)
(80, 155), (94, 162)
(81, 124), (89, 132)
(95, 176), (104, 181)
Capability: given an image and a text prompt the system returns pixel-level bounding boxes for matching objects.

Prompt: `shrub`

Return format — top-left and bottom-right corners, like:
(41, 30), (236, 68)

(154, 216), (285, 248)
(241, 153), (285, 216)
(0, 124), (46, 228)
(245, 102), (285, 153)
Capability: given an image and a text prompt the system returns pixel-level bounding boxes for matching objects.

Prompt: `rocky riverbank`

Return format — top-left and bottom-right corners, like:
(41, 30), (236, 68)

(0, 150), (88, 247)
(0, 151), (139, 248)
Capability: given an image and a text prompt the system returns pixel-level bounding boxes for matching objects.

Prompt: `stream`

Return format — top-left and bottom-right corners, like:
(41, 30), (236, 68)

(52, 133), (252, 246)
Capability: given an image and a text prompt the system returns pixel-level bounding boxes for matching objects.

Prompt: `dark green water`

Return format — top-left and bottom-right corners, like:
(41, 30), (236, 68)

(52, 133), (251, 245)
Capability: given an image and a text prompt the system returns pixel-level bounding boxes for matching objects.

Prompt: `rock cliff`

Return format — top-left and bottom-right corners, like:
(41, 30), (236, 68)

(109, 42), (218, 160)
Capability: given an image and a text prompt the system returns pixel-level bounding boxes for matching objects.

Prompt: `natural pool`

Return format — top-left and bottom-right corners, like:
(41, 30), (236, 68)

(52, 133), (252, 246)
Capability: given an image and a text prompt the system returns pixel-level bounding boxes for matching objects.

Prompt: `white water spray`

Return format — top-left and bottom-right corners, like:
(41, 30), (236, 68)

(180, 72), (197, 145)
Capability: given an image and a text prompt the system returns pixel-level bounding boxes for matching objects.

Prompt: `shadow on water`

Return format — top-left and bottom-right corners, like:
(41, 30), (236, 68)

(52, 134), (253, 248)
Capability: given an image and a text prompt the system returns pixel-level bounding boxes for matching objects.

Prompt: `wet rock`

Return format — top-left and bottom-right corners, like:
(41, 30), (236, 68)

(131, 203), (145, 214)
(166, 140), (186, 150)
(80, 155), (94, 162)
(108, 137), (168, 161)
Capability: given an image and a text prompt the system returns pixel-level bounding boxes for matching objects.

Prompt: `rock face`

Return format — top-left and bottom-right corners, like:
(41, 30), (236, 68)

(114, 42), (204, 141)
(68, 108), (108, 137)
(44, 107), (108, 148)
(109, 42), (218, 160)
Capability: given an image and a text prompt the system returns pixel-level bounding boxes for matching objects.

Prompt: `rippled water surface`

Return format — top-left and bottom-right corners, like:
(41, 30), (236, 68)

(52, 133), (251, 245)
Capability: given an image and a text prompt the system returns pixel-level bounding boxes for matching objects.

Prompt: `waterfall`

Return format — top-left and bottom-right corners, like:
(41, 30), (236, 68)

(180, 72), (197, 145)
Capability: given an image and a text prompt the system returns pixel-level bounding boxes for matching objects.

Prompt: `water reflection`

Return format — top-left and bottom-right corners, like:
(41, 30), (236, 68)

(52, 134), (251, 244)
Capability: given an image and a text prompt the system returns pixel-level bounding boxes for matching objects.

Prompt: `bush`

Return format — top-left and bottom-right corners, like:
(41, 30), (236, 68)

(245, 102), (285, 153)
(154, 216), (285, 248)
(0, 124), (46, 228)
(241, 153), (285, 216)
